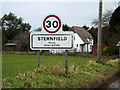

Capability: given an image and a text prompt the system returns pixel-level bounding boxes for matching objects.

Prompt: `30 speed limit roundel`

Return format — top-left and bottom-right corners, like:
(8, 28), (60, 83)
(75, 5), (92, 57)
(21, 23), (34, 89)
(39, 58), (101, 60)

(43, 15), (61, 33)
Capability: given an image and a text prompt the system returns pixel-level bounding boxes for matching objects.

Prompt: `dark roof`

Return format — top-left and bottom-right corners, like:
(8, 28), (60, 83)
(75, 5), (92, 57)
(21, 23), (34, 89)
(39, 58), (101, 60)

(69, 26), (93, 44)
(5, 40), (16, 46)
(5, 43), (16, 46)
(33, 27), (42, 31)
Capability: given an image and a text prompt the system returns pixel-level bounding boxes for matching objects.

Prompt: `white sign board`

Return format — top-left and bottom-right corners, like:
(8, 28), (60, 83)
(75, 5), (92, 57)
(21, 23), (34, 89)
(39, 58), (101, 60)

(30, 32), (73, 50)
(30, 14), (74, 50)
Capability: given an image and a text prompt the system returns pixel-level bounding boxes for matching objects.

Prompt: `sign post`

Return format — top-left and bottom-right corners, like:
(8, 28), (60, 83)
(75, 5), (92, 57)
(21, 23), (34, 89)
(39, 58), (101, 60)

(116, 41), (120, 59)
(65, 50), (68, 74)
(37, 51), (40, 68)
(30, 14), (74, 74)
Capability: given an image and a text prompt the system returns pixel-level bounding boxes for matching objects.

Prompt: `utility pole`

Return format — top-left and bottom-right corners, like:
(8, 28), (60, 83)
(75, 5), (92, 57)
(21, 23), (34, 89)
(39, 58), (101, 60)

(97, 0), (103, 62)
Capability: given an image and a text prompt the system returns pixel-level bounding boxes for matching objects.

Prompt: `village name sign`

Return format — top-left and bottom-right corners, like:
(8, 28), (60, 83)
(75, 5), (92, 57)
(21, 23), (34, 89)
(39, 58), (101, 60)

(30, 14), (73, 73)
(30, 15), (74, 50)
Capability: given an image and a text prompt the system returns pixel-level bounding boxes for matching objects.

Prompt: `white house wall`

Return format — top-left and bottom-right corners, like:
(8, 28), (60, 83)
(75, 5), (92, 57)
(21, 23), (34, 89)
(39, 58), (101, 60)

(50, 49), (65, 53)
(74, 34), (93, 52)
(73, 33), (84, 52)
(87, 38), (93, 52)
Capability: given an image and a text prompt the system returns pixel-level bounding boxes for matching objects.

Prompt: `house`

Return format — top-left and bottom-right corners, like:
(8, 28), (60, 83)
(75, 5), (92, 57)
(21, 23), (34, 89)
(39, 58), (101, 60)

(69, 26), (93, 52)
(50, 26), (93, 53)
(5, 40), (17, 51)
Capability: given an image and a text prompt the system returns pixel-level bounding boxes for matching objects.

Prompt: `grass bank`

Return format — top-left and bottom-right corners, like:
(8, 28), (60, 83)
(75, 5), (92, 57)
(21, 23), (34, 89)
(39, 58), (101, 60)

(2, 53), (96, 78)
(2, 53), (119, 88)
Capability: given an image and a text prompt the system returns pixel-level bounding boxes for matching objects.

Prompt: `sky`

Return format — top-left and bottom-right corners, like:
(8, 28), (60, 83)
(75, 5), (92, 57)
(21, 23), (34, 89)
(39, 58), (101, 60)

(1, 0), (120, 30)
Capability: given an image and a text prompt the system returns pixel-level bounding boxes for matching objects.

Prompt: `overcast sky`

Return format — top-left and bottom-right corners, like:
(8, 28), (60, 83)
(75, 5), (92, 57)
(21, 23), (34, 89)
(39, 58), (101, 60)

(1, 0), (120, 30)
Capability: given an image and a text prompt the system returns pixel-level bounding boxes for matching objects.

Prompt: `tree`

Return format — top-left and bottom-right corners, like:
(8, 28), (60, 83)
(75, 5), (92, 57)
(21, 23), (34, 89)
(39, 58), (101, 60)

(82, 25), (89, 30)
(106, 7), (120, 55)
(109, 7), (120, 33)
(63, 24), (70, 31)
(90, 7), (120, 55)
(89, 26), (110, 46)
(102, 26), (110, 46)
(14, 31), (30, 51)
(92, 10), (113, 27)
(1, 12), (31, 43)
(91, 10), (113, 45)
(88, 27), (98, 44)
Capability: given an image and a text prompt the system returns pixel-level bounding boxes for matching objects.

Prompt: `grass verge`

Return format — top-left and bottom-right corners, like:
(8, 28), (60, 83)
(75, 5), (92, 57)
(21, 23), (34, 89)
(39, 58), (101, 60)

(2, 53), (96, 78)
(2, 58), (119, 88)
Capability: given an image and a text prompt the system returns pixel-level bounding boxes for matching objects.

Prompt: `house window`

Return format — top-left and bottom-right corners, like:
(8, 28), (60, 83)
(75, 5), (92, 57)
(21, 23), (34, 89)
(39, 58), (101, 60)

(80, 44), (84, 52)
(74, 36), (75, 40)
(76, 44), (78, 47)
(90, 45), (92, 50)
(89, 39), (92, 41)
(51, 50), (54, 53)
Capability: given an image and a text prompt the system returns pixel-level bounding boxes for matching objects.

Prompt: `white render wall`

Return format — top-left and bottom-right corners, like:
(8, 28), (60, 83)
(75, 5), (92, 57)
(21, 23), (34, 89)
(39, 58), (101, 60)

(73, 33), (93, 52)
(50, 49), (65, 53)
(87, 38), (93, 52)
(73, 33), (84, 52)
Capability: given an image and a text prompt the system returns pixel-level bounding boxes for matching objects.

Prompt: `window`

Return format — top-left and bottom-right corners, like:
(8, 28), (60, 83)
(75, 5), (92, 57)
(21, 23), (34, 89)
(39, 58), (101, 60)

(89, 38), (92, 41)
(76, 44), (78, 47)
(80, 44), (84, 52)
(90, 45), (92, 50)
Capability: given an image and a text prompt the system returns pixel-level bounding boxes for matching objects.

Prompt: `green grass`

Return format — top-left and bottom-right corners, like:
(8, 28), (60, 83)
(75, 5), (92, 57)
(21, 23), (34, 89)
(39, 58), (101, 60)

(2, 53), (96, 78)
(2, 53), (119, 88)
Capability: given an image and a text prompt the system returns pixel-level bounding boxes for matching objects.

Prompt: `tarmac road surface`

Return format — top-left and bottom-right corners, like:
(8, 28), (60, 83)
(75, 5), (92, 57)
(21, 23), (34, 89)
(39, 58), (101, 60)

(109, 80), (120, 89)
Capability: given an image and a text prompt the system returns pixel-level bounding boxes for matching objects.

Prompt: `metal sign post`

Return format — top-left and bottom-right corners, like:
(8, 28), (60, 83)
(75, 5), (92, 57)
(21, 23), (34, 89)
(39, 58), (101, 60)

(65, 50), (68, 74)
(37, 51), (40, 68)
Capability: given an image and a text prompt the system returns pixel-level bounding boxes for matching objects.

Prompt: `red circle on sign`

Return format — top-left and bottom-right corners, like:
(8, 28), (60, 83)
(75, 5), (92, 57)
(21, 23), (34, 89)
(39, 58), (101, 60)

(43, 15), (61, 33)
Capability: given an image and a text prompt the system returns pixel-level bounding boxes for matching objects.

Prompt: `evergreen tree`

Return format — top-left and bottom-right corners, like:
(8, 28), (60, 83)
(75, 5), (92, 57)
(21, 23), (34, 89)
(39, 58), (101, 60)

(107, 7), (120, 55)
(82, 25), (89, 30)
(1, 12), (31, 43)
(63, 24), (70, 31)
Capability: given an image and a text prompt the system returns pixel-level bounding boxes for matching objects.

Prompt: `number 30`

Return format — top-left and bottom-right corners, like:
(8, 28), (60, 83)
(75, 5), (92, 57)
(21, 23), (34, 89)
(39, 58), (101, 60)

(46, 20), (58, 28)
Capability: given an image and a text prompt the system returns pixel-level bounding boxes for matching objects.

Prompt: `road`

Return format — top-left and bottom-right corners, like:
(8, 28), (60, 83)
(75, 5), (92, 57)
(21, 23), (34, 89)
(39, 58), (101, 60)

(109, 80), (120, 89)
